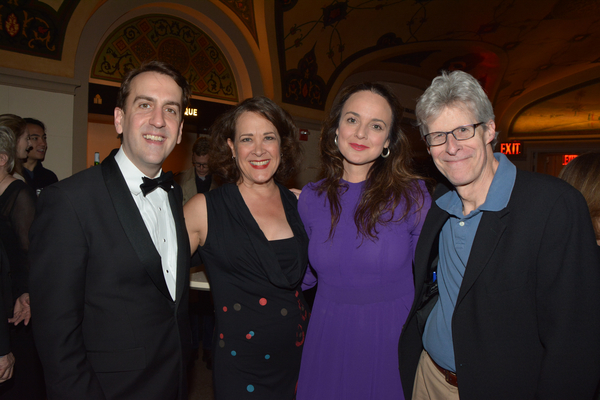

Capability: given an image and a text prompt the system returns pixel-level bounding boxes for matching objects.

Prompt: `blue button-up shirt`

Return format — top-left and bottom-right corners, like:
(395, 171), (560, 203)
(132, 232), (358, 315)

(422, 153), (516, 371)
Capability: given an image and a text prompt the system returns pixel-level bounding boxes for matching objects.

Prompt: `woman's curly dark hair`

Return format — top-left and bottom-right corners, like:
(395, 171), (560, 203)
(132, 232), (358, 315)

(317, 82), (427, 240)
(209, 96), (302, 184)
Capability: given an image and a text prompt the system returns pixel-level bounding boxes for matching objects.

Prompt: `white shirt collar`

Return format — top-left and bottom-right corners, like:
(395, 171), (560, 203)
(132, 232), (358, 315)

(114, 147), (163, 195)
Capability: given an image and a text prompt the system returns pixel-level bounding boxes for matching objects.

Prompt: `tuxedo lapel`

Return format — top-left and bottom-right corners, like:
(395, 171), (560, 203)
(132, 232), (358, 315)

(456, 208), (509, 307)
(101, 151), (172, 300)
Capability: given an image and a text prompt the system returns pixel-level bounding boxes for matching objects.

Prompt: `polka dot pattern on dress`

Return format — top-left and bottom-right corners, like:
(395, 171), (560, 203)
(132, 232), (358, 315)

(223, 306), (228, 312)
(234, 303), (241, 311)
(231, 350), (236, 356)
(259, 298), (267, 306)
(247, 385), (254, 393)
(281, 308), (288, 316)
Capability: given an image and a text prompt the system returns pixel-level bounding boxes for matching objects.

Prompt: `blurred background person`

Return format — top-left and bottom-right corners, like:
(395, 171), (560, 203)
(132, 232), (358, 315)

(22, 118), (58, 195)
(0, 239), (16, 385)
(185, 96), (309, 399)
(0, 115), (30, 181)
(296, 83), (431, 400)
(178, 136), (217, 203)
(559, 152), (600, 246)
(0, 125), (45, 399)
(176, 136), (218, 370)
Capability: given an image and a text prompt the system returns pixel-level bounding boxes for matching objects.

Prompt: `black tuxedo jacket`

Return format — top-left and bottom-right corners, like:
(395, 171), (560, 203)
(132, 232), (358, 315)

(399, 169), (600, 399)
(29, 150), (191, 400)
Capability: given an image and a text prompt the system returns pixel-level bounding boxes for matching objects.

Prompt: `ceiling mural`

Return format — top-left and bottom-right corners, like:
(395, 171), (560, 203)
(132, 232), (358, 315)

(0, 0), (80, 59)
(219, 0), (258, 45)
(512, 78), (600, 136)
(276, 0), (600, 118)
(91, 14), (238, 102)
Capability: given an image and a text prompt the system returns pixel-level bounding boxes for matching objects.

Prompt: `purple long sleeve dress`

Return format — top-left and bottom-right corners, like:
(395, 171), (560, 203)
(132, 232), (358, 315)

(296, 179), (431, 400)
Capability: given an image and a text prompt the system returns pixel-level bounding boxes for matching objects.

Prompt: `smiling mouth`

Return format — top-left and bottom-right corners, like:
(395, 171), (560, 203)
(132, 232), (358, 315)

(143, 134), (165, 142)
(249, 160), (269, 166)
(350, 143), (369, 151)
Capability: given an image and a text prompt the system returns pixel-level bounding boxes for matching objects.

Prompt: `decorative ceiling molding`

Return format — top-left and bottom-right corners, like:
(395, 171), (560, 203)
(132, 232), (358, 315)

(91, 14), (238, 102)
(0, 0), (80, 60)
(219, 0), (258, 45)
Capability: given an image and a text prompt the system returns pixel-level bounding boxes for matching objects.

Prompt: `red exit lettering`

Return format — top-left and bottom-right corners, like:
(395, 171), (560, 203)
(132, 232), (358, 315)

(500, 142), (522, 155)
(563, 154), (578, 165)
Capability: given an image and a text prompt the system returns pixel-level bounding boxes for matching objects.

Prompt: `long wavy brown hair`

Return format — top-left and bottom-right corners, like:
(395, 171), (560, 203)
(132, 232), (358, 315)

(316, 82), (427, 240)
(209, 96), (302, 184)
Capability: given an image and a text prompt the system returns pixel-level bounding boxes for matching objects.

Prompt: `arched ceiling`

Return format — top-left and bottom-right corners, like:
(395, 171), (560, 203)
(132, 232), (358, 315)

(275, 0), (600, 140)
(1, 0), (600, 142)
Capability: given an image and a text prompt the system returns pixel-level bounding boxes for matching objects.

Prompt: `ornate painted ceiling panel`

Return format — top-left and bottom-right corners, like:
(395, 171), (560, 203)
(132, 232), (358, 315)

(0, 0), (80, 60)
(512, 78), (600, 136)
(219, 0), (258, 45)
(277, 0), (600, 114)
(91, 14), (238, 102)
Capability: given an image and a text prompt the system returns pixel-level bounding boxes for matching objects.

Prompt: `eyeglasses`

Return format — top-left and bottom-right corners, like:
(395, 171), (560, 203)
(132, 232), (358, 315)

(424, 122), (485, 146)
(193, 163), (209, 168)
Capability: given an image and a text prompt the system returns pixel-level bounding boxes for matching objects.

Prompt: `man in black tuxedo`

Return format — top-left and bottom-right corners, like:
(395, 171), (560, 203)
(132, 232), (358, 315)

(29, 61), (192, 400)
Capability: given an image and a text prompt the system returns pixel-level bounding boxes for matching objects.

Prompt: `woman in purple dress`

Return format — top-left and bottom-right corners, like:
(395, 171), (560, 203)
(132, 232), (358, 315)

(296, 83), (431, 399)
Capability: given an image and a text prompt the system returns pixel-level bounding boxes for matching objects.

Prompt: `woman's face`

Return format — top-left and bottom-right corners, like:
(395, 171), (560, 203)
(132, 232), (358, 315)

(227, 111), (281, 187)
(16, 125), (30, 160)
(336, 90), (392, 180)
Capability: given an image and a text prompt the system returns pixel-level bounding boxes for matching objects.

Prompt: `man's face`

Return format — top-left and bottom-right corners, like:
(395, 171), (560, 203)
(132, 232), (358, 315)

(427, 106), (496, 193)
(193, 154), (209, 178)
(26, 124), (47, 162)
(114, 71), (184, 177)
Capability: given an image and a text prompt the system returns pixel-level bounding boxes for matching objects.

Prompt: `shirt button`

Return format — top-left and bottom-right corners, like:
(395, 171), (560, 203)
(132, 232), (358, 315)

(158, 207), (162, 211)
(163, 239), (166, 242)
(459, 221), (465, 226)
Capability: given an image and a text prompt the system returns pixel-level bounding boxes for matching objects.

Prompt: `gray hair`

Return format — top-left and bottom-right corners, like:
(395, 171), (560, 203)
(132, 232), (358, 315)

(0, 126), (16, 173)
(416, 70), (498, 148)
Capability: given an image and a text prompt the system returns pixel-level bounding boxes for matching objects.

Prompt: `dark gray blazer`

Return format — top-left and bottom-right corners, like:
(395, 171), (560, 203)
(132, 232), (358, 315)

(399, 169), (600, 400)
(29, 150), (191, 400)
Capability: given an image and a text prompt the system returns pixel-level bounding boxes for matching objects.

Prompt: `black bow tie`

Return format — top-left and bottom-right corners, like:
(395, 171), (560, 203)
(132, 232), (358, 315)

(140, 171), (174, 196)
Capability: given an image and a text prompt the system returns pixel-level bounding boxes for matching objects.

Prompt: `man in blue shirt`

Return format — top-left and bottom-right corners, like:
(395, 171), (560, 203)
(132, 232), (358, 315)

(399, 70), (600, 400)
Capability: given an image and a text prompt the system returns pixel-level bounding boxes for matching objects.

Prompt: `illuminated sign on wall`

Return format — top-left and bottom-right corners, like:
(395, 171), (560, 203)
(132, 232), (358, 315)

(184, 108), (198, 116)
(500, 141), (523, 156)
(563, 154), (578, 165)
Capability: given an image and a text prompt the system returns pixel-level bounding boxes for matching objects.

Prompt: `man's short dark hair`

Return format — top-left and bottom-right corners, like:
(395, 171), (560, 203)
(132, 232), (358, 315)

(116, 60), (191, 121)
(24, 118), (46, 133)
(192, 136), (210, 157)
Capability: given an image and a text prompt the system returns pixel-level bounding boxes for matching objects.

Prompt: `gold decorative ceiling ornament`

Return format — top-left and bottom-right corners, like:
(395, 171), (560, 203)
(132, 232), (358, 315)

(91, 14), (238, 102)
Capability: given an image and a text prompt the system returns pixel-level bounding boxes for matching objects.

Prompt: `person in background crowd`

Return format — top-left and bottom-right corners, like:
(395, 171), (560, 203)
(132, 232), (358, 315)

(176, 135), (217, 370)
(178, 136), (217, 204)
(0, 240), (16, 384)
(0, 115), (30, 181)
(185, 96), (309, 399)
(559, 152), (600, 247)
(296, 83), (430, 400)
(0, 125), (44, 399)
(22, 118), (58, 195)
(399, 70), (600, 400)
(29, 60), (193, 400)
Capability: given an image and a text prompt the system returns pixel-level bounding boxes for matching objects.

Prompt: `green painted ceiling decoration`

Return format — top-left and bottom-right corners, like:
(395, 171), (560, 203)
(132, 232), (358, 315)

(0, 0), (80, 60)
(91, 14), (238, 103)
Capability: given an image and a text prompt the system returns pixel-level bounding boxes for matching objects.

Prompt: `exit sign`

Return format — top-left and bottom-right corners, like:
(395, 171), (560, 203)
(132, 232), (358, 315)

(500, 141), (523, 156)
(563, 154), (578, 165)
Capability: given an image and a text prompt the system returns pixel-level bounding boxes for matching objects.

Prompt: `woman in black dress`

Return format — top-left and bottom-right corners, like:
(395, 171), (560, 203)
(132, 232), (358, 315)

(184, 96), (309, 399)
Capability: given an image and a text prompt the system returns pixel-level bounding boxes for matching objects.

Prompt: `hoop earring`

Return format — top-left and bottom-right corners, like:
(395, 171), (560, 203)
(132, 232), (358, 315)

(381, 147), (390, 158)
(334, 135), (338, 146)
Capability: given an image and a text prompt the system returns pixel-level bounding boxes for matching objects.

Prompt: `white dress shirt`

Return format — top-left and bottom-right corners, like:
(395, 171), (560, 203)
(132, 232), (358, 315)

(115, 148), (178, 300)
